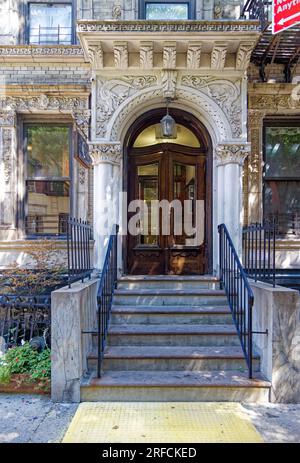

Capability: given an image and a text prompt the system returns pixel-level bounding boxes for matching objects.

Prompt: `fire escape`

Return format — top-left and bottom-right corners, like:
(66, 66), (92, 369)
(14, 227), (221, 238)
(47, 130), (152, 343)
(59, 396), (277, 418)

(242, 0), (300, 82)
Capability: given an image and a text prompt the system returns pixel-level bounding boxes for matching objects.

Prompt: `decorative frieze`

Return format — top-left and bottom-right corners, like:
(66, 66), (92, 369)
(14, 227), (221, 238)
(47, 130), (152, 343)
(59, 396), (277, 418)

(163, 42), (177, 69)
(114, 42), (128, 69)
(187, 42), (202, 70)
(90, 143), (122, 165)
(140, 41), (153, 69)
(0, 45), (84, 61)
(0, 94), (88, 112)
(211, 42), (227, 70)
(216, 143), (251, 166)
(77, 20), (261, 33)
(88, 44), (103, 69)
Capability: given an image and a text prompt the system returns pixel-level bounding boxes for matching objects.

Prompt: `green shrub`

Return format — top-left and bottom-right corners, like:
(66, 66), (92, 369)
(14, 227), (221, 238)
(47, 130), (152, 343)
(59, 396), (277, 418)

(0, 362), (11, 384)
(0, 342), (51, 384)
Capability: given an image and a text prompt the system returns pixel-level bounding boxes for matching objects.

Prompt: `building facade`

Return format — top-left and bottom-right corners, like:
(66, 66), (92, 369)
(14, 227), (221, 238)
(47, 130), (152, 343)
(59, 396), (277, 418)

(0, 1), (299, 275)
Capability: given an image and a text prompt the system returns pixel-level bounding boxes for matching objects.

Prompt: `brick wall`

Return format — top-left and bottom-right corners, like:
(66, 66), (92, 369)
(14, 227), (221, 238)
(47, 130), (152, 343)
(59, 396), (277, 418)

(1, 63), (91, 86)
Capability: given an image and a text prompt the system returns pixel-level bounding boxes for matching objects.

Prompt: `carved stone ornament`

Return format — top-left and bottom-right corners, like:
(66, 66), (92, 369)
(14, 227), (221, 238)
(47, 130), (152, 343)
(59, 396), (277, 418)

(77, 21), (261, 34)
(181, 75), (242, 137)
(72, 109), (91, 138)
(163, 42), (177, 69)
(96, 75), (157, 137)
(1, 128), (13, 184)
(216, 143), (251, 166)
(214, 2), (223, 19)
(0, 94), (88, 112)
(112, 3), (122, 20)
(211, 42), (227, 70)
(161, 70), (177, 99)
(0, 45), (84, 58)
(78, 165), (86, 185)
(0, 111), (16, 127)
(236, 42), (254, 70)
(88, 44), (103, 69)
(187, 42), (202, 70)
(140, 41), (153, 69)
(90, 143), (122, 165)
(114, 42), (128, 69)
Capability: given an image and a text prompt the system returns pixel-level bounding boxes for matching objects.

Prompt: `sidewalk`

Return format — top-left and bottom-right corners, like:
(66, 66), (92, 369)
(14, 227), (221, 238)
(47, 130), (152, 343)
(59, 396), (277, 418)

(0, 394), (299, 443)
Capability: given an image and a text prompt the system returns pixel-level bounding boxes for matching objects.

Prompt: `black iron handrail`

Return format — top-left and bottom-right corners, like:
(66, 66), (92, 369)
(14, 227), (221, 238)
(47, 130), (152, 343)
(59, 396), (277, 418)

(218, 223), (254, 378)
(242, 221), (276, 287)
(67, 217), (93, 287)
(97, 224), (119, 377)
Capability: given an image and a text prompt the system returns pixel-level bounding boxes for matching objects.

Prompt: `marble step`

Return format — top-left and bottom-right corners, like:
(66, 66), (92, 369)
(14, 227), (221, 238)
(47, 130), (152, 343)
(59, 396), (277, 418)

(110, 305), (233, 325)
(117, 275), (219, 290)
(81, 370), (271, 402)
(100, 324), (240, 346)
(113, 289), (227, 306)
(87, 345), (260, 371)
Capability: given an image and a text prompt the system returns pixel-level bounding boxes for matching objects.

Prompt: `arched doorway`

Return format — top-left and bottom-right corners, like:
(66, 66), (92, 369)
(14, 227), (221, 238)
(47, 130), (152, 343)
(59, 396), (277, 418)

(124, 108), (212, 275)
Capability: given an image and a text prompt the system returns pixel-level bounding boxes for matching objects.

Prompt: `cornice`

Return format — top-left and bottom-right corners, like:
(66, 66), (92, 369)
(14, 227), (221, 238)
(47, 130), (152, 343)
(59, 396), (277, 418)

(77, 20), (261, 34)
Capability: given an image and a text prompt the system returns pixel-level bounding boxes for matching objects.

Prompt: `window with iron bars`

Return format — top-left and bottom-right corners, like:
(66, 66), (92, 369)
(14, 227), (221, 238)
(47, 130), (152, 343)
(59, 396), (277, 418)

(27, 2), (73, 45)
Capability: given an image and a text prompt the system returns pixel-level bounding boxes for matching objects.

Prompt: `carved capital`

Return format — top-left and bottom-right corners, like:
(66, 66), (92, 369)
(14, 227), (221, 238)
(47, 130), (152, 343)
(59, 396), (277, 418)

(140, 41), (153, 69)
(211, 42), (227, 70)
(114, 42), (128, 69)
(88, 44), (103, 69)
(90, 143), (122, 165)
(163, 42), (177, 69)
(161, 70), (177, 99)
(216, 143), (251, 166)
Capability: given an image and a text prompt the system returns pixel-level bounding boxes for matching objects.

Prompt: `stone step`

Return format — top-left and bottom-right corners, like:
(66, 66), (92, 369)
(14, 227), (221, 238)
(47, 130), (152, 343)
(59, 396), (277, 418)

(100, 324), (240, 346)
(113, 289), (227, 306)
(117, 275), (219, 290)
(80, 370), (271, 402)
(87, 345), (260, 372)
(110, 305), (233, 325)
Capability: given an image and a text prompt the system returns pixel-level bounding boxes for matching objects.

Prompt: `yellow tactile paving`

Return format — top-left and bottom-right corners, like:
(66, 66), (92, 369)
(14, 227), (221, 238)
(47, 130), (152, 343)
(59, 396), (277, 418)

(62, 402), (263, 443)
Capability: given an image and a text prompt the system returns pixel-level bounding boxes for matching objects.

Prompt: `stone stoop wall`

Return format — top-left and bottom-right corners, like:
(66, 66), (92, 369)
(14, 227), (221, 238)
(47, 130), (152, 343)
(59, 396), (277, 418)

(250, 280), (300, 403)
(51, 278), (99, 402)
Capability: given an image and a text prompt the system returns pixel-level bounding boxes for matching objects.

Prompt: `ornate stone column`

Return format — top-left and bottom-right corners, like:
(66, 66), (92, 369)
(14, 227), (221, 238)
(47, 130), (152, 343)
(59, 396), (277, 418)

(90, 142), (121, 271)
(216, 143), (250, 255)
(247, 109), (265, 224)
(0, 110), (17, 238)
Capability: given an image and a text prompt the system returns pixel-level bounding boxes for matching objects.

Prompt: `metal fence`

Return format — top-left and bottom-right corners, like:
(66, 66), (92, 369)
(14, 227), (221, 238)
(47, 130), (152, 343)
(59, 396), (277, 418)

(242, 221), (276, 287)
(0, 295), (51, 348)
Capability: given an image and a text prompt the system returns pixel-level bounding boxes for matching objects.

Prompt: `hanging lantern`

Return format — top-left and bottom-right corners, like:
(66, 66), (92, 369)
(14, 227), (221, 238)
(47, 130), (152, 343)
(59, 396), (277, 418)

(160, 99), (176, 138)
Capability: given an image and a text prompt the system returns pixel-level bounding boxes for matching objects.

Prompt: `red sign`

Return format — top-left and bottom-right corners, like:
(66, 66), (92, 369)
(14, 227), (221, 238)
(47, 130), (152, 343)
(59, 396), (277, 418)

(272, 0), (300, 34)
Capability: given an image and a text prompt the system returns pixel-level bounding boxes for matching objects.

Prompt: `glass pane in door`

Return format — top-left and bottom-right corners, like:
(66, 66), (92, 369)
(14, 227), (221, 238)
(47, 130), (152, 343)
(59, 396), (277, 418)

(137, 164), (159, 245)
(173, 163), (196, 244)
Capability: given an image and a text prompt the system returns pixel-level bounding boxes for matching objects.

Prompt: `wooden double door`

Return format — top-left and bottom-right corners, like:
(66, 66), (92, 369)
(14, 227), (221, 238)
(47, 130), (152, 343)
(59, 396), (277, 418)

(127, 143), (208, 275)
